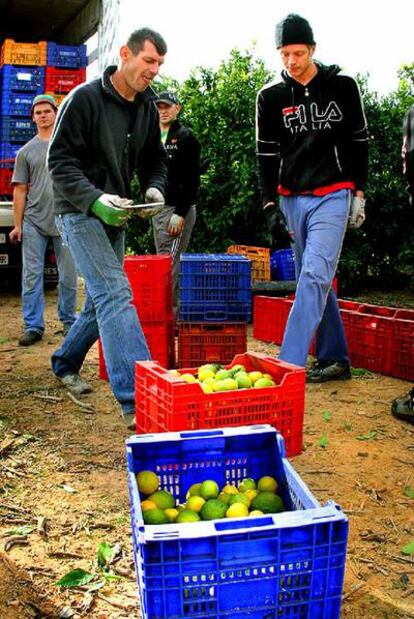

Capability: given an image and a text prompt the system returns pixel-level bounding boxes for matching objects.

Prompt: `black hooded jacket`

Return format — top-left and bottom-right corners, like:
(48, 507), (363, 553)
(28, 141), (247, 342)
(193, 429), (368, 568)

(163, 119), (201, 217)
(256, 63), (368, 205)
(48, 66), (167, 214)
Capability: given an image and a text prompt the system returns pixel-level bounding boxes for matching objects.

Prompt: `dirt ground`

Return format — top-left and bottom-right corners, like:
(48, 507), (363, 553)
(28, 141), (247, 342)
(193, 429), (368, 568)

(0, 283), (414, 619)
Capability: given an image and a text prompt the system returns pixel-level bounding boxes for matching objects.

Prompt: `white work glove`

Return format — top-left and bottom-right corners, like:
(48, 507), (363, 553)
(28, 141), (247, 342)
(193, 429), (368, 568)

(168, 214), (184, 237)
(348, 196), (366, 229)
(140, 187), (165, 219)
(145, 187), (164, 204)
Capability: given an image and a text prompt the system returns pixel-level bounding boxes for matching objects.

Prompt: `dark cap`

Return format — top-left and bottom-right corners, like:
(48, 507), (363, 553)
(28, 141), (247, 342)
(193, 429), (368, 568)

(275, 14), (315, 49)
(31, 94), (57, 113)
(155, 91), (179, 106)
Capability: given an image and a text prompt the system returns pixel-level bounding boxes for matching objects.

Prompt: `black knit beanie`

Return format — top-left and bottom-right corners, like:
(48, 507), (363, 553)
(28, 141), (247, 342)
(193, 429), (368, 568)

(275, 14), (315, 48)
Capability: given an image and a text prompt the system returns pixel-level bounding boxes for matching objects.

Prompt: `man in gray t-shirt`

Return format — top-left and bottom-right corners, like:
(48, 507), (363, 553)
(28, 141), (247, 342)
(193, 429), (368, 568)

(10, 94), (77, 346)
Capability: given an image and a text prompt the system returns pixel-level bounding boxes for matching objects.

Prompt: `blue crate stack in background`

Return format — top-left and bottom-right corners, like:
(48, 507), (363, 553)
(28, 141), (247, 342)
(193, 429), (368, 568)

(177, 253), (252, 367)
(0, 39), (87, 198)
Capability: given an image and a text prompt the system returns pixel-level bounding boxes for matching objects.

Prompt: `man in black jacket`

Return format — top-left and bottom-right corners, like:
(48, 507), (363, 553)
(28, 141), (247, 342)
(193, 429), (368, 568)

(48, 28), (168, 427)
(153, 91), (201, 312)
(256, 13), (368, 382)
(391, 105), (414, 424)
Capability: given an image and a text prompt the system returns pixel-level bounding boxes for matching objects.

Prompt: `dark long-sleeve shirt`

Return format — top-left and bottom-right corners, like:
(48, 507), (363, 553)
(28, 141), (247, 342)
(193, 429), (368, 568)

(48, 66), (167, 215)
(256, 62), (368, 206)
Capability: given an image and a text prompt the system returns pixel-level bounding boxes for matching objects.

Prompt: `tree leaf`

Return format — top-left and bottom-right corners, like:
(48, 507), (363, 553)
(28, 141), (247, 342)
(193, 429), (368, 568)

(356, 431), (377, 441)
(322, 410), (332, 422)
(318, 435), (329, 448)
(101, 572), (122, 582)
(4, 525), (35, 537)
(404, 486), (414, 498)
(56, 569), (94, 588)
(97, 542), (114, 569)
(401, 542), (414, 556)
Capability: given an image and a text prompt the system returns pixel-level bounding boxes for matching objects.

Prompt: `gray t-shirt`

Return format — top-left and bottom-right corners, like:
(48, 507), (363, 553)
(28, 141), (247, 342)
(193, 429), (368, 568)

(12, 136), (58, 236)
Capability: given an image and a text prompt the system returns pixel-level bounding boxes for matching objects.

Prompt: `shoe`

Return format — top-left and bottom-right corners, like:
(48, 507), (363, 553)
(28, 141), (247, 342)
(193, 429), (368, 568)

(392, 388), (414, 424)
(19, 331), (42, 346)
(307, 360), (351, 383)
(58, 373), (93, 396)
(62, 323), (72, 337)
(122, 413), (136, 431)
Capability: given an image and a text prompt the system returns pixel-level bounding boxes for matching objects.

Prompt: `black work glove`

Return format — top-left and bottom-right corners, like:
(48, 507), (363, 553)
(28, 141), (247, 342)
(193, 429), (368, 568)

(263, 203), (292, 246)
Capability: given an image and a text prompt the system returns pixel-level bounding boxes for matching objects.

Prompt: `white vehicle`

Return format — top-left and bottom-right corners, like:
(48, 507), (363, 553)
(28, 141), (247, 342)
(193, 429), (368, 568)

(0, 200), (58, 289)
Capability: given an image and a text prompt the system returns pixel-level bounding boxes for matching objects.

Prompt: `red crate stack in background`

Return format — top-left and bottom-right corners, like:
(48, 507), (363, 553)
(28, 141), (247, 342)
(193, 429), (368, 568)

(0, 39), (87, 198)
(99, 255), (175, 380)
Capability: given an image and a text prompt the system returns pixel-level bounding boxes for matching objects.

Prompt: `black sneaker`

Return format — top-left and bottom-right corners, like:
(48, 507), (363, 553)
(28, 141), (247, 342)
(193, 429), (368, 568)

(18, 331), (42, 346)
(391, 388), (414, 424)
(307, 360), (351, 384)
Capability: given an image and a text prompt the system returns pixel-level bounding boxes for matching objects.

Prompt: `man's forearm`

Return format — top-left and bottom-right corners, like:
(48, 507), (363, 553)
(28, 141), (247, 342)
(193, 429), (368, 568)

(12, 187), (27, 227)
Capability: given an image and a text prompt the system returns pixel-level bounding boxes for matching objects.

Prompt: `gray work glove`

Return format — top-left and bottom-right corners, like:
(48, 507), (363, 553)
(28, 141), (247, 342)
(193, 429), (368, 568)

(348, 196), (366, 229)
(141, 187), (165, 218)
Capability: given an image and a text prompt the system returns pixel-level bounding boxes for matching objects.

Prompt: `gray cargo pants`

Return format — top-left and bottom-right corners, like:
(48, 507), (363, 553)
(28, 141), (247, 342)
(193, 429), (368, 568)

(152, 204), (196, 314)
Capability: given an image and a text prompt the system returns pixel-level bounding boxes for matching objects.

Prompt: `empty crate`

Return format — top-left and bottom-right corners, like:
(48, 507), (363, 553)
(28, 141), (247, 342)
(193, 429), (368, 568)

(178, 322), (247, 367)
(179, 254), (252, 322)
(227, 244), (270, 281)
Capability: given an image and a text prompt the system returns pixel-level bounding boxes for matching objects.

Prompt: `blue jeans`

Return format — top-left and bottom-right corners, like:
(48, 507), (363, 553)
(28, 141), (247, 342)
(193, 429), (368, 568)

(22, 220), (77, 334)
(278, 189), (350, 368)
(52, 213), (150, 414)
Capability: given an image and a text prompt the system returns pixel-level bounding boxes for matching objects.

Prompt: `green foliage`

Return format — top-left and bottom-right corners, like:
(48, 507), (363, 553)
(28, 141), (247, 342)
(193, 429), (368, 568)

(126, 51), (414, 291)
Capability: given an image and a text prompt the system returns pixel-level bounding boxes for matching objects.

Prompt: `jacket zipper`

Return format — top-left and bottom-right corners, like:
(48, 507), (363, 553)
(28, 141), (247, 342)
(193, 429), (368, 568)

(334, 145), (343, 172)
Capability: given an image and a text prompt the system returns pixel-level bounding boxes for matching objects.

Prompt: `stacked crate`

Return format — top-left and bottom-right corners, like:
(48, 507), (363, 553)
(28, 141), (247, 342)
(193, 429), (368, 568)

(0, 39), (86, 198)
(177, 253), (251, 367)
(227, 244), (271, 282)
(99, 256), (175, 380)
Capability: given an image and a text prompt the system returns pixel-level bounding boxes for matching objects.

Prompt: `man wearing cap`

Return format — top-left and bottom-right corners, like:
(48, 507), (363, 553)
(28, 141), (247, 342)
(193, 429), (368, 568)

(153, 91), (201, 312)
(9, 94), (77, 346)
(256, 13), (368, 382)
(47, 28), (168, 428)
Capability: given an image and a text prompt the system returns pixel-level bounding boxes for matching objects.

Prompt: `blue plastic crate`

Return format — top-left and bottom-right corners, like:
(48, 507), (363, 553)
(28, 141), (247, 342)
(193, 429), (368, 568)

(126, 425), (348, 619)
(0, 142), (20, 169)
(179, 254), (252, 322)
(47, 42), (87, 68)
(1, 91), (38, 116)
(271, 248), (296, 281)
(0, 116), (35, 143)
(0, 65), (45, 92)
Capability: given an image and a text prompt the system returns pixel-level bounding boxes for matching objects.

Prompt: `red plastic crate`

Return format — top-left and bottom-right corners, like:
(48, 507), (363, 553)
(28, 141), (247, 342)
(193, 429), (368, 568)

(135, 352), (306, 457)
(0, 169), (12, 195)
(124, 255), (173, 322)
(45, 67), (86, 93)
(99, 319), (175, 380)
(253, 296), (293, 345)
(177, 322), (247, 367)
(392, 309), (414, 381)
(345, 305), (397, 374)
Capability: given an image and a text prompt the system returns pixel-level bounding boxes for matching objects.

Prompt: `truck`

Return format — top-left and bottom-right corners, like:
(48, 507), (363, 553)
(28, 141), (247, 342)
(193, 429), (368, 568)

(1, 0), (102, 289)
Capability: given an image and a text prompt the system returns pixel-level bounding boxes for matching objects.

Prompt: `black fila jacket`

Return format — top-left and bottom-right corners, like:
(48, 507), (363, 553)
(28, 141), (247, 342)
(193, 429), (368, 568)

(256, 63), (368, 205)
(163, 119), (201, 217)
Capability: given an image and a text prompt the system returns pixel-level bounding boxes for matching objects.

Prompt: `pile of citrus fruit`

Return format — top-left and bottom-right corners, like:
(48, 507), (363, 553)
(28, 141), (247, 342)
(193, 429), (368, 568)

(169, 363), (276, 394)
(137, 470), (285, 525)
